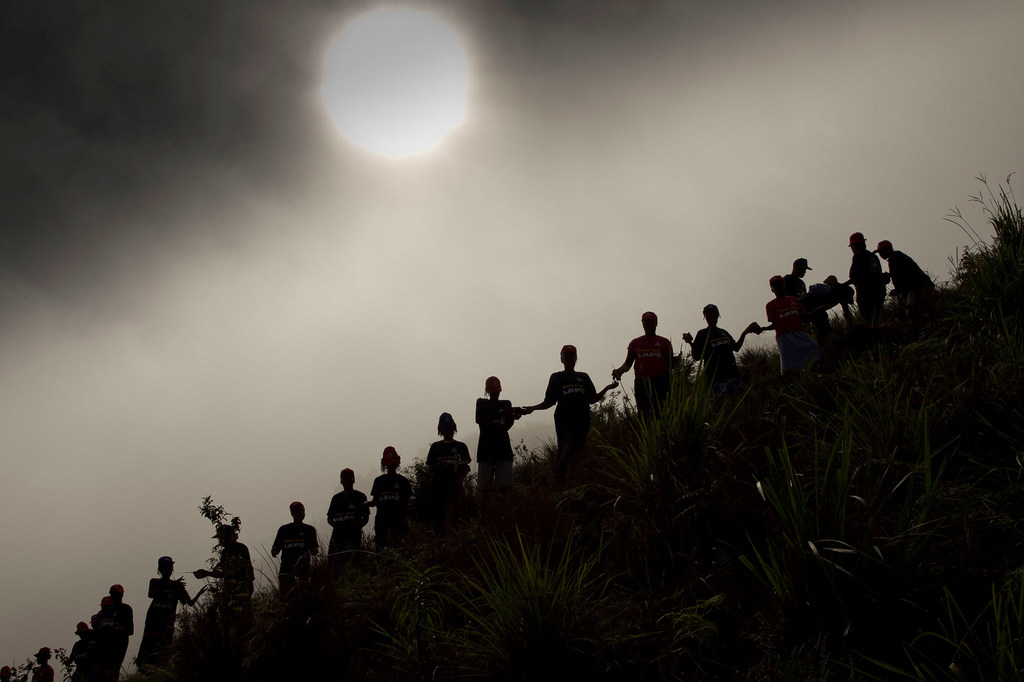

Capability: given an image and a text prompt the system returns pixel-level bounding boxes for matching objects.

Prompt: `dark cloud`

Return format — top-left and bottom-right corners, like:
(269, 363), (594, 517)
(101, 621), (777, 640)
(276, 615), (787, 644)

(0, 0), (337, 288)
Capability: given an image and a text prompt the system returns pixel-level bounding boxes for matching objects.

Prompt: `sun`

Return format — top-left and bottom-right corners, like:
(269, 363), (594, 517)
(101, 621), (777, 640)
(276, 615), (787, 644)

(321, 8), (469, 158)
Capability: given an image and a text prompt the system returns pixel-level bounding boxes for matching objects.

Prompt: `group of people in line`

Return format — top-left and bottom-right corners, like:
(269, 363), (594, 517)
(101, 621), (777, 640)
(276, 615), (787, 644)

(10, 233), (934, 681)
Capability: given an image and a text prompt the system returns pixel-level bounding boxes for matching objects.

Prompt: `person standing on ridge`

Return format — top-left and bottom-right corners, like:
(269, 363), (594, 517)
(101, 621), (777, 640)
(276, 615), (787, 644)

(846, 232), (887, 325)
(475, 376), (522, 499)
(136, 556), (206, 669)
(682, 304), (759, 398)
(368, 447), (413, 550)
(799, 275), (855, 341)
(754, 275), (820, 373)
(69, 621), (97, 682)
(30, 648), (54, 682)
(271, 501), (320, 594)
(426, 413), (472, 536)
(784, 258), (812, 297)
(876, 240), (936, 319)
(521, 345), (617, 484)
(326, 469), (369, 564)
(194, 523), (255, 615)
(106, 585), (133, 679)
(611, 311), (674, 418)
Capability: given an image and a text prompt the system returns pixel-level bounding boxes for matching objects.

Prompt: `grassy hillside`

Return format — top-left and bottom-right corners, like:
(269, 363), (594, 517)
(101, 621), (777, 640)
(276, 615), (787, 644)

(127, 177), (1023, 682)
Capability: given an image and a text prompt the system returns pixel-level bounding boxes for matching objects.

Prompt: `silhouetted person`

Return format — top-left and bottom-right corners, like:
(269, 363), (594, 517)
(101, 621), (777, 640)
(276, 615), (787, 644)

(612, 311), (674, 417)
(475, 376), (522, 497)
(847, 232), (887, 325)
(271, 502), (320, 594)
(327, 468), (369, 564)
(368, 447), (412, 550)
(426, 413), (471, 535)
(876, 240), (936, 319)
(137, 556), (206, 669)
(522, 345), (617, 484)
(69, 621), (96, 682)
(93, 595), (120, 682)
(30, 648), (53, 682)
(194, 524), (255, 614)
(0, 665), (11, 682)
(800, 274), (855, 340)
(754, 276), (820, 373)
(105, 585), (133, 678)
(682, 304), (758, 397)
(783, 258), (811, 297)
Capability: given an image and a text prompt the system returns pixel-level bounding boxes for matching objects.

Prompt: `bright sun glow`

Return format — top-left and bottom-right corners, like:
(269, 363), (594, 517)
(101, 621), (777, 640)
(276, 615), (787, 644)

(322, 8), (469, 158)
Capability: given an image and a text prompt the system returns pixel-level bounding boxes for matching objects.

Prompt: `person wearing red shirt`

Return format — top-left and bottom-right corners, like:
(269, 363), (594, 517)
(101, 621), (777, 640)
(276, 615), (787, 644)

(31, 648), (54, 682)
(755, 276), (820, 373)
(612, 311), (675, 418)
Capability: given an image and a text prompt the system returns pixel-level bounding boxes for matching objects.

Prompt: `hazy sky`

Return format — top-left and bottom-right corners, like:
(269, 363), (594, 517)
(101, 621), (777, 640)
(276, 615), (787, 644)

(2, 0), (1023, 668)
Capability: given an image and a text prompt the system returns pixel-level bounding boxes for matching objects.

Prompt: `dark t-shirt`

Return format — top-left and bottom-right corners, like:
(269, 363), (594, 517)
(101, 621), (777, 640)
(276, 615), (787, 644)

(370, 472), (412, 522)
(850, 250), (885, 291)
(691, 327), (740, 383)
(887, 251), (932, 294)
(219, 542), (255, 595)
(475, 398), (515, 462)
(327, 490), (369, 531)
(426, 439), (471, 486)
(144, 578), (190, 632)
(783, 274), (807, 297)
(272, 522), (319, 575)
(544, 370), (597, 425)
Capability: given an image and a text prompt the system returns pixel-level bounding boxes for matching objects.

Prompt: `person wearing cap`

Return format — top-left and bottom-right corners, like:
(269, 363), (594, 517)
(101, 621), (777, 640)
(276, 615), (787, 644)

(368, 447), (413, 550)
(69, 620), (97, 682)
(426, 413), (472, 536)
(521, 345), (617, 483)
(327, 468), (369, 564)
(92, 595), (120, 681)
(784, 258), (812, 297)
(611, 312), (675, 418)
(753, 275), (820, 373)
(475, 376), (523, 499)
(193, 523), (255, 614)
(136, 556), (206, 669)
(876, 240), (936, 319)
(105, 585), (133, 678)
(0, 666), (11, 682)
(847, 232), (887, 325)
(271, 502), (320, 593)
(682, 304), (759, 398)
(30, 648), (54, 682)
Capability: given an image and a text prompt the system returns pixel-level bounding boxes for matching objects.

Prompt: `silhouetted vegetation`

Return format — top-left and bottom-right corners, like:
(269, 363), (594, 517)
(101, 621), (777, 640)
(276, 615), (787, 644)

(124, 177), (1023, 681)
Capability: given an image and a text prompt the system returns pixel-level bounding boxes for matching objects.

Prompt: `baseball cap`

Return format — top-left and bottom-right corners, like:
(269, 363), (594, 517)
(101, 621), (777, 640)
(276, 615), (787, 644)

(76, 621), (90, 633)
(382, 446), (400, 466)
(875, 240), (893, 253)
(849, 232), (866, 246)
(109, 584), (124, 594)
(793, 258), (812, 270)
(158, 556), (174, 567)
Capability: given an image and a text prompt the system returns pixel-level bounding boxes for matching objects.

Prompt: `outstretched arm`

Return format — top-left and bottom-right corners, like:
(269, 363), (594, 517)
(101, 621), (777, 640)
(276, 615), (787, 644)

(520, 399), (554, 415)
(734, 323), (759, 351)
(611, 350), (635, 381)
(591, 382), (618, 403)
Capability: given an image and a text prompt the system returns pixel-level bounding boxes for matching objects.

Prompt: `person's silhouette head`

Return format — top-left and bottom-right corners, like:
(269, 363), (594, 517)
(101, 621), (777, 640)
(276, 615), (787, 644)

(158, 556), (174, 578)
(289, 501), (305, 523)
(559, 345), (577, 370)
(703, 304), (720, 327)
(641, 311), (658, 335)
(109, 584), (124, 604)
(382, 446), (400, 472)
(849, 232), (867, 253)
(792, 258), (811, 277)
(875, 240), (894, 260)
(437, 412), (457, 439)
(770, 275), (786, 297)
(340, 468), (355, 490)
